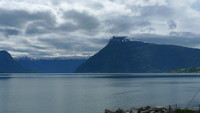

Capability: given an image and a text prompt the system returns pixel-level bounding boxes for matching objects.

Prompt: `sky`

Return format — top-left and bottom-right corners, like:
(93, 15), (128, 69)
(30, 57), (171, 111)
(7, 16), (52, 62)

(0, 0), (200, 58)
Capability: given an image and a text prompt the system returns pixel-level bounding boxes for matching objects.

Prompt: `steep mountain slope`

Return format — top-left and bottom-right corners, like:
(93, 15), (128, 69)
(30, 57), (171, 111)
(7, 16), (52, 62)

(0, 50), (33, 73)
(76, 36), (200, 73)
(16, 57), (86, 73)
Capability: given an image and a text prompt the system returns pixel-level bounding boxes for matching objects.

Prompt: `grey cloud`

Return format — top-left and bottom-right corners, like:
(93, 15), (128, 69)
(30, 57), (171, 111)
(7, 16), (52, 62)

(89, 2), (104, 10)
(0, 28), (20, 36)
(132, 33), (200, 48)
(39, 38), (73, 50)
(25, 18), (78, 35)
(167, 20), (177, 30)
(0, 39), (55, 57)
(24, 50), (54, 57)
(19, 39), (48, 50)
(63, 10), (100, 30)
(25, 21), (53, 35)
(106, 16), (151, 33)
(13, 48), (53, 57)
(103, 5), (174, 34)
(140, 27), (155, 33)
(25, 10), (100, 35)
(38, 36), (104, 53)
(57, 22), (78, 32)
(140, 6), (173, 17)
(169, 31), (199, 38)
(90, 38), (109, 45)
(0, 9), (56, 28)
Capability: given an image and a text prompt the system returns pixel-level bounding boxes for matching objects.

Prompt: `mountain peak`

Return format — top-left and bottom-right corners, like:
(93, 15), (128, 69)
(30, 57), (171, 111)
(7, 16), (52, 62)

(108, 36), (131, 44)
(0, 50), (13, 60)
(0, 50), (33, 73)
(0, 50), (10, 54)
(108, 36), (145, 47)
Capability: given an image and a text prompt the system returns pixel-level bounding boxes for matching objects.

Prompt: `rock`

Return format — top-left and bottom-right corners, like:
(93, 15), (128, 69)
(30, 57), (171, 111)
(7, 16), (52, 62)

(105, 109), (114, 113)
(105, 106), (169, 113)
(116, 108), (124, 113)
(150, 111), (155, 113)
(130, 110), (138, 113)
(140, 110), (151, 113)
(156, 112), (162, 113)
(105, 108), (125, 113)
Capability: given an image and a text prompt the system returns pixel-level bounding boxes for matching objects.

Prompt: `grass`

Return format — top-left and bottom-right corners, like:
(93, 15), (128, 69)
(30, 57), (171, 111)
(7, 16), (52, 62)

(168, 109), (199, 113)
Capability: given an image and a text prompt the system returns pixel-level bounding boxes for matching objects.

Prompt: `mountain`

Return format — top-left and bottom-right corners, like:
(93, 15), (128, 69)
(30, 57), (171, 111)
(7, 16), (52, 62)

(170, 67), (200, 73)
(16, 57), (86, 73)
(76, 36), (200, 73)
(0, 50), (33, 73)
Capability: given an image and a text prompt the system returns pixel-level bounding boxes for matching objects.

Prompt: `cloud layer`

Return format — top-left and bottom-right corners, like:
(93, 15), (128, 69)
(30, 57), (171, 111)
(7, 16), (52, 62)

(0, 0), (200, 58)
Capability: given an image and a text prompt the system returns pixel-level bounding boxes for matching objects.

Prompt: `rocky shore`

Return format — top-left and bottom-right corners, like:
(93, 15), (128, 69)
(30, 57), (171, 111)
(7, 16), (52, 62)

(105, 105), (199, 113)
(105, 106), (168, 113)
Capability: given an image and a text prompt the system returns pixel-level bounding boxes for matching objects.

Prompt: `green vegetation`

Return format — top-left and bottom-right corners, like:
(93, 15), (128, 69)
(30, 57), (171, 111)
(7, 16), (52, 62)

(169, 109), (198, 113)
(170, 67), (200, 73)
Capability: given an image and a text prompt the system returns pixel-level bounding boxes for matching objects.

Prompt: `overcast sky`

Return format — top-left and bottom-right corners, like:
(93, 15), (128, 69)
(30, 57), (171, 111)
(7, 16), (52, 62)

(0, 0), (200, 58)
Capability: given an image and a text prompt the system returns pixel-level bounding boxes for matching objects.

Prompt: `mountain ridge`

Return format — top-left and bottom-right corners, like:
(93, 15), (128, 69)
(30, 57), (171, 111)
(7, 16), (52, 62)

(0, 50), (33, 73)
(76, 36), (200, 73)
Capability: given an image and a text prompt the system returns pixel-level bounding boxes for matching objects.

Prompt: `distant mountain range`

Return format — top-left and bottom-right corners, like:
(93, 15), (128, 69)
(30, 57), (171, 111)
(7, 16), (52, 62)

(0, 50), (86, 73)
(0, 50), (33, 73)
(76, 36), (200, 73)
(16, 57), (86, 73)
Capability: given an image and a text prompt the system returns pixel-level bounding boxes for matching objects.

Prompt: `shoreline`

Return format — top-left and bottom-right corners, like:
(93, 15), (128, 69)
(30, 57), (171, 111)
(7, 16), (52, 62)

(105, 105), (200, 113)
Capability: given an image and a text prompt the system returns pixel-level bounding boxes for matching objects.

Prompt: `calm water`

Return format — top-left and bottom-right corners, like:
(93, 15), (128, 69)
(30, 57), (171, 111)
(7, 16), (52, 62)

(0, 73), (200, 113)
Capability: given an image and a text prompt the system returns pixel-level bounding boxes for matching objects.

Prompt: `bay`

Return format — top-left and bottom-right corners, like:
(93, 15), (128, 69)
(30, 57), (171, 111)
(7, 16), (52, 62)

(0, 73), (200, 113)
